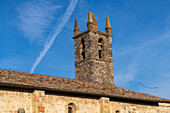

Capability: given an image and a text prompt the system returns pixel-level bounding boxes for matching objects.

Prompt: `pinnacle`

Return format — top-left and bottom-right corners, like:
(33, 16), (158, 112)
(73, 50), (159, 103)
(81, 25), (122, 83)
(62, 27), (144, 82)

(74, 19), (80, 31)
(91, 12), (96, 22)
(88, 12), (93, 23)
(105, 17), (112, 29)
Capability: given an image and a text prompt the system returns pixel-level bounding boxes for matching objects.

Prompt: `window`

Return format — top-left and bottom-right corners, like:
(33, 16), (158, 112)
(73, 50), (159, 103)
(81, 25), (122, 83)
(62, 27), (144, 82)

(18, 108), (25, 113)
(81, 39), (85, 59)
(68, 103), (76, 113)
(116, 110), (120, 113)
(68, 107), (72, 113)
(98, 38), (103, 58)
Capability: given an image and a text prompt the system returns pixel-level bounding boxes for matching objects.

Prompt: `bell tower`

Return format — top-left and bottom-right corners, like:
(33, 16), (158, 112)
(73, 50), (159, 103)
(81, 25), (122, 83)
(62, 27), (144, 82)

(72, 12), (114, 84)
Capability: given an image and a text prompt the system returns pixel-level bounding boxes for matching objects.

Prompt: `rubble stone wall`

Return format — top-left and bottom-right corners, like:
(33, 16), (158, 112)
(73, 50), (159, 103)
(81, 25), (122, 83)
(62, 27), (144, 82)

(74, 31), (114, 84)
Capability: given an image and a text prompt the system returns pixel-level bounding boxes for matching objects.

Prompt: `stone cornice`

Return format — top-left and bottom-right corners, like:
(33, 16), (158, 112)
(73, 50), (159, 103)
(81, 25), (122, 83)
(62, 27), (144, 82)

(72, 30), (113, 39)
(75, 58), (113, 65)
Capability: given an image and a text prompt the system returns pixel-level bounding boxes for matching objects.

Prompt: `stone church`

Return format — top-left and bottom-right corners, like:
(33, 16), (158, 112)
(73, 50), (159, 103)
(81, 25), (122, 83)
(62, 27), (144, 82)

(0, 12), (170, 113)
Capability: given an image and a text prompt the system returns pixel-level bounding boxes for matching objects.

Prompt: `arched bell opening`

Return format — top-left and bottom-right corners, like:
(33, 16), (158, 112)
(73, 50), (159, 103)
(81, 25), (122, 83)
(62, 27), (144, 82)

(81, 39), (85, 59)
(98, 38), (104, 58)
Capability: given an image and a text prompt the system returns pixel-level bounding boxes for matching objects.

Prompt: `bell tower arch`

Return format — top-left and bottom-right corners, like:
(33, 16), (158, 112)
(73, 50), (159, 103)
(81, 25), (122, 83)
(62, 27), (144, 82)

(72, 12), (114, 84)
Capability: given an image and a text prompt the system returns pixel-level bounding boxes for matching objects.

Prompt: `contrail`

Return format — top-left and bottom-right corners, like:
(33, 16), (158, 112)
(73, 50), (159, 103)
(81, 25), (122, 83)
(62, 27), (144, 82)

(30, 0), (79, 73)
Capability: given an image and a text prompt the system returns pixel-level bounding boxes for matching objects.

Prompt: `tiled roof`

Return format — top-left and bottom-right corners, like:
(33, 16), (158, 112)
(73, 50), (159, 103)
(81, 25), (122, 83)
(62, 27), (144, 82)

(0, 69), (169, 102)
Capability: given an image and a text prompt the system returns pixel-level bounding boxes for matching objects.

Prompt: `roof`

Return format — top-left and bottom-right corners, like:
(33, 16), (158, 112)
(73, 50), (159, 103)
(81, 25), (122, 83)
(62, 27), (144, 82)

(0, 69), (169, 103)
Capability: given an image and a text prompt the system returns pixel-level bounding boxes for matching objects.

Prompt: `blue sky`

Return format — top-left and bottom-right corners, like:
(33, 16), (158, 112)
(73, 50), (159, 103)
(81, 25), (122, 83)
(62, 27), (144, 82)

(0, 0), (170, 99)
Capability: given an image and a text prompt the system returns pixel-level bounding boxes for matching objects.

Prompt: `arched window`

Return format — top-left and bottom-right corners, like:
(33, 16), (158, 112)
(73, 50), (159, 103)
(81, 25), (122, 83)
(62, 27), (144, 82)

(68, 103), (76, 113)
(116, 110), (120, 113)
(98, 38), (103, 58)
(18, 108), (25, 113)
(68, 107), (72, 113)
(81, 39), (85, 59)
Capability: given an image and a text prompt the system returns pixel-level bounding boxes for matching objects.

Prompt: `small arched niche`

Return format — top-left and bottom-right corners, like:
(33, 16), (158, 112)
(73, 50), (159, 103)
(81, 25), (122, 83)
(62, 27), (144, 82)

(98, 38), (104, 58)
(116, 110), (120, 113)
(68, 103), (76, 113)
(18, 108), (25, 113)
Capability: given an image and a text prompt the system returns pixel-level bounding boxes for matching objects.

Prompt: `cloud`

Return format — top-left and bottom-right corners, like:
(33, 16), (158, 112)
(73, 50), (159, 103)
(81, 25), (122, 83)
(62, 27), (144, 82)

(149, 76), (170, 99)
(115, 56), (138, 86)
(0, 55), (31, 72)
(117, 33), (170, 56)
(17, 0), (62, 43)
(30, 0), (79, 73)
(115, 16), (170, 99)
(117, 16), (170, 56)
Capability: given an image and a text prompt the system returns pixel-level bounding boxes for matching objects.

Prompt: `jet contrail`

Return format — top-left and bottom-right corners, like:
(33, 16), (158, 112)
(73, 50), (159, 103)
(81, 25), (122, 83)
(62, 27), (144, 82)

(30, 0), (79, 73)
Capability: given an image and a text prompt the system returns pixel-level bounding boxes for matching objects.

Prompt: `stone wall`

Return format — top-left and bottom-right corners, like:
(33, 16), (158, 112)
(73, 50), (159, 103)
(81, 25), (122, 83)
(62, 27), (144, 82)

(0, 88), (33, 113)
(0, 89), (170, 113)
(110, 100), (170, 113)
(45, 93), (100, 113)
(75, 60), (113, 84)
(74, 30), (114, 84)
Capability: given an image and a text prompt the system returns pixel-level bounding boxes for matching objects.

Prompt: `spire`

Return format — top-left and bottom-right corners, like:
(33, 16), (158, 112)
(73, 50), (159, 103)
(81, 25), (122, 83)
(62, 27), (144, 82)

(87, 12), (98, 30)
(87, 12), (94, 30)
(74, 19), (80, 36)
(91, 12), (97, 30)
(105, 17), (112, 34)
(91, 12), (96, 22)
(88, 12), (93, 23)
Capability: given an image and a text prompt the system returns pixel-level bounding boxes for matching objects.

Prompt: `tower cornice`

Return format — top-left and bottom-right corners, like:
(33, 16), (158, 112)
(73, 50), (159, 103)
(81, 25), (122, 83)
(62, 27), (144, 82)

(75, 58), (113, 66)
(72, 30), (113, 39)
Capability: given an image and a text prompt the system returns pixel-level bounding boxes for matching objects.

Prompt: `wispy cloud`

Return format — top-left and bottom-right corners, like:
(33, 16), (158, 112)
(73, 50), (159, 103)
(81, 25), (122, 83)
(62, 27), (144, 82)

(17, 0), (62, 43)
(115, 16), (170, 98)
(117, 16), (170, 56)
(30, 0), (79, 73)
(0, 55), (32, 72)
(117, 33), (170, 56)
(115, 56), (138, 86)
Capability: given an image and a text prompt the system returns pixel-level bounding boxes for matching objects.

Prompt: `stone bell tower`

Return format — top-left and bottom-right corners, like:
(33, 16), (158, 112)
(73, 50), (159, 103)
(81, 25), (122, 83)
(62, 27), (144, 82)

(72, 12), (114, 84)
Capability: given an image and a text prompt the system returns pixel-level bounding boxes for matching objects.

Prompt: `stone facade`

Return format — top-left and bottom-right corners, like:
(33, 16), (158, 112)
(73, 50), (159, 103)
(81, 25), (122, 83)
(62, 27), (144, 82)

(45, 93), (100, 113)
(0, 88), (170, 113)
(110, 100), (170, 113)
(0, 88), (33, 113)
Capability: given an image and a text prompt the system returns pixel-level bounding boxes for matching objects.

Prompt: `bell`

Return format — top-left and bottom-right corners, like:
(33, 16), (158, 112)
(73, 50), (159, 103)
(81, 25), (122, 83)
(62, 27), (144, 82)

(98, 43), (102, 46)
(81, 49), (85, 55)
(98, 43), (102, 50)
(98, 45), (102, 50)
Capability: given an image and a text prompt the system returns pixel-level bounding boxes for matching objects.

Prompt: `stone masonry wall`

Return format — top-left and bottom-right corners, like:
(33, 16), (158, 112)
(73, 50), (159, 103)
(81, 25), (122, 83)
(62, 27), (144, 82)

(110, 100), (170, 113)
(0, 88), (33, 113)
(45, 94), (170, 113)
(74, 30), (114, 84)
(0, 89), (170, 113)
(75, 60), (113, 84)
(33, 90), (45, 113)
(45, 94), (100, 113)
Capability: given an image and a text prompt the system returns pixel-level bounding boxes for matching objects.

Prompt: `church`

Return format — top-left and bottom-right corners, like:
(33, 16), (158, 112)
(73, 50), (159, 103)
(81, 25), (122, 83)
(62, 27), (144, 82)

(0, 12), (170, 113)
